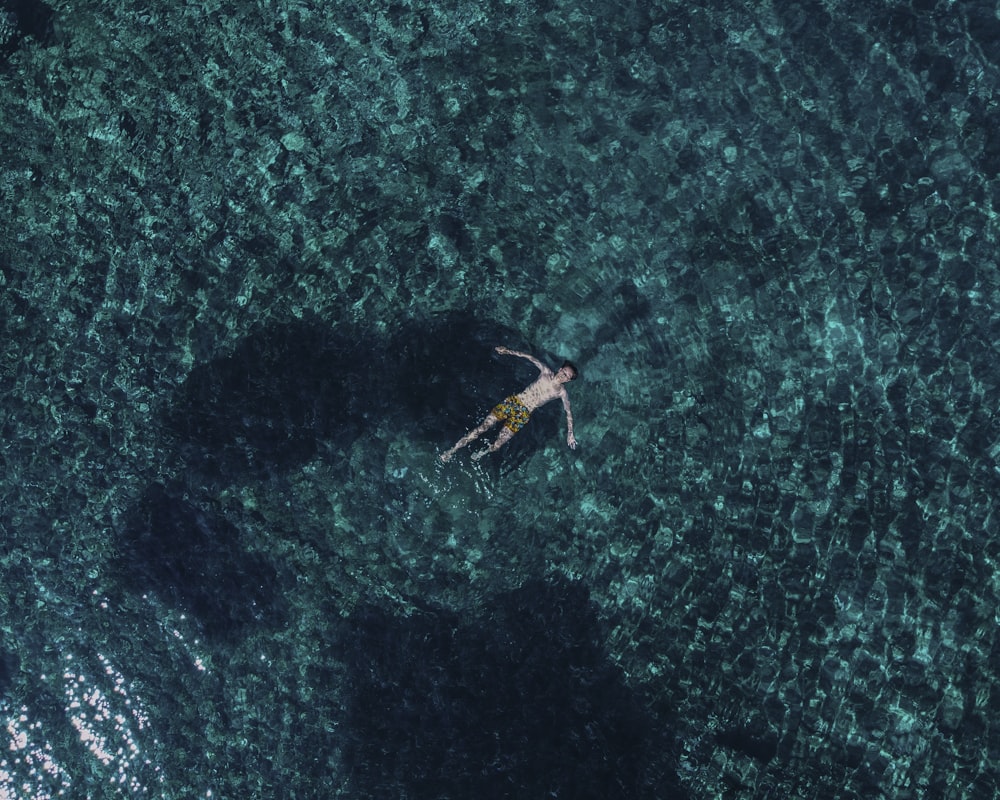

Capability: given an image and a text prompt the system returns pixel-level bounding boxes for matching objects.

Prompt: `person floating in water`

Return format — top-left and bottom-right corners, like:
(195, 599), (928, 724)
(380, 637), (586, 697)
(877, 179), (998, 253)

(439, 346), (578, 462)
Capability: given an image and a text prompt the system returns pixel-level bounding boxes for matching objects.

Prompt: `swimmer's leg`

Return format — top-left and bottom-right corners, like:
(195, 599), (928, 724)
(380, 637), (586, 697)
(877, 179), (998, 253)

(471, 425), (515, 461)
(440, 413), (500, 462)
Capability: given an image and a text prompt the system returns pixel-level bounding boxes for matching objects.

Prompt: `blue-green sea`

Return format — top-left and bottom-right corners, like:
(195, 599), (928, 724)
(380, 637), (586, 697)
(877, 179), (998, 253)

(3, 0), (1000, 797)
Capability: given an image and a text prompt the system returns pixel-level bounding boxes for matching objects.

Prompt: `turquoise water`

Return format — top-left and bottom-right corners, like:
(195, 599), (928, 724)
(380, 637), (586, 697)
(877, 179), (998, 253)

(2, 0), (1000, 797)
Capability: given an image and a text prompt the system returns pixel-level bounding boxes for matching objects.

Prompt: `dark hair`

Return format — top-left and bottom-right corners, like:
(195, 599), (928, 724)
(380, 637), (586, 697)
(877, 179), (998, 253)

(560, 360), (579, 380)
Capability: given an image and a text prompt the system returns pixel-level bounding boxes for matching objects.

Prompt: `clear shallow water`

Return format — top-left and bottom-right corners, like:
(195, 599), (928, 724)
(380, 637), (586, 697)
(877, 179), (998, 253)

(2, 0), (1000, 797)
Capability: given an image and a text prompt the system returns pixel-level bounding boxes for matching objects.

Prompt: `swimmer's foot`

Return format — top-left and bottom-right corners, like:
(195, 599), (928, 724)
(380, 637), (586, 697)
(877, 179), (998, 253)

(471, 449), (488, 461)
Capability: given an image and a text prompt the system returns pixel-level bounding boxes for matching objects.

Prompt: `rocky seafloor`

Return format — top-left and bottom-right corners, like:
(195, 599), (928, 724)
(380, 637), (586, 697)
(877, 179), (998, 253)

(2, 0), (1000, 797)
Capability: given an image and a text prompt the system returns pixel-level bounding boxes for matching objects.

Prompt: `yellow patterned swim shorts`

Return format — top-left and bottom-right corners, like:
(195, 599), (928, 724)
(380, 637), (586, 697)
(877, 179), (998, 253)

(492, 395), (531, 433)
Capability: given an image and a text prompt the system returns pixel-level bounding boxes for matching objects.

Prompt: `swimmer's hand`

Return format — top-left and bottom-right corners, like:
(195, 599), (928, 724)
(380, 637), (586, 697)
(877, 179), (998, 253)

(567, 433), (577, 450)
(495, 346), (511, 355)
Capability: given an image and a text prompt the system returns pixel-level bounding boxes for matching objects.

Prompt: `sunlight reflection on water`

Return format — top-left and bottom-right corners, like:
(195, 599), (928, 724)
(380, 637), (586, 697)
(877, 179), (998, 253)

(2, 710), (70, 799)
(2, 648), (163, 799)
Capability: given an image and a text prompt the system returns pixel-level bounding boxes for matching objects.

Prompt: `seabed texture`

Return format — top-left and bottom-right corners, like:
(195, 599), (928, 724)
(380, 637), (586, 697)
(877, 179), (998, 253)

(3, 0), (1000, 797)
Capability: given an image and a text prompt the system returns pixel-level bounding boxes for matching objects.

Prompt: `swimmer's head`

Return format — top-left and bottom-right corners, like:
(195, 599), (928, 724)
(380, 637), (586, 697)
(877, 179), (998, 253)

(557, 361), (579, 381)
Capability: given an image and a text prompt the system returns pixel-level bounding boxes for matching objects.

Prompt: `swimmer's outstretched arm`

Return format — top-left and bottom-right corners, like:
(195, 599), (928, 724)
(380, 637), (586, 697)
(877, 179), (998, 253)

(494, 345), (547, 372)
(561, 391), (576, 449)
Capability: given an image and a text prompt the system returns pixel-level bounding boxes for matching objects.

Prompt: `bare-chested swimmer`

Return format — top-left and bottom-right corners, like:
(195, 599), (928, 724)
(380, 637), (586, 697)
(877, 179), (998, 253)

(439, 346), (578, 462)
